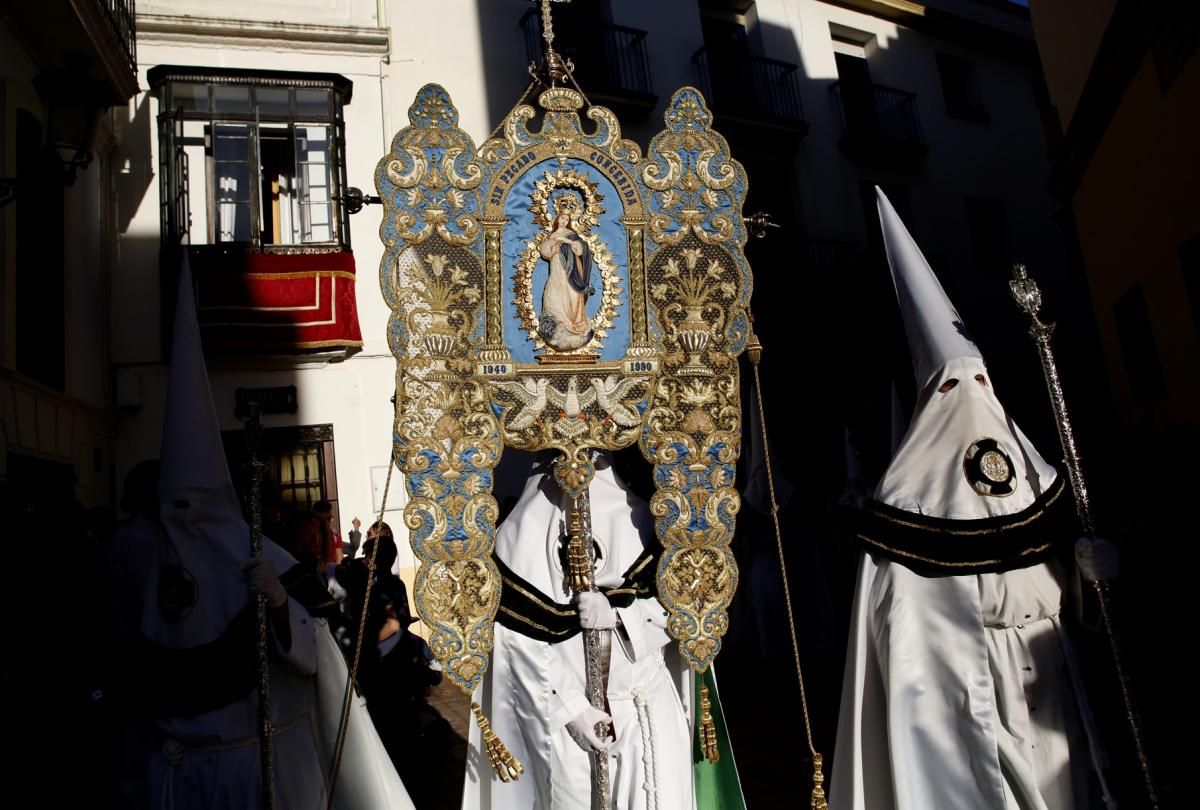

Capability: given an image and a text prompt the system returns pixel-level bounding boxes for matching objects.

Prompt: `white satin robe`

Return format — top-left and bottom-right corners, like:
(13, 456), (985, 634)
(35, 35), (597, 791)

(831, 555), (1109, 810)
(141, 540), (414, 810)
(462, 463), (696, 810)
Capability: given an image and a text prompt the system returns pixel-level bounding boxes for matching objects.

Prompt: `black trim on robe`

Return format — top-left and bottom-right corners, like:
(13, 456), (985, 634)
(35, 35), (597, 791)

(493, 543), (659, 644)
(136, 562), (331, 717)
(853, 474), (1075, 576)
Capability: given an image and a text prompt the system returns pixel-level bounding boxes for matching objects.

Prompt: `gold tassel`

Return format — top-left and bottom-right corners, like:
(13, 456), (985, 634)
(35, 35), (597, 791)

(565, 507), (592, 593)
(698, 683), (719, 764)
(811, 752), (828, 810)
(471, 701), (523, 782)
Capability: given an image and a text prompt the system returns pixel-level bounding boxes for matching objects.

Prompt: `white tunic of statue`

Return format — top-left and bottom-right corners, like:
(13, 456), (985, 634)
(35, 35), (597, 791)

(461, 458), (695, 810)
(830, 189), (1110, 810)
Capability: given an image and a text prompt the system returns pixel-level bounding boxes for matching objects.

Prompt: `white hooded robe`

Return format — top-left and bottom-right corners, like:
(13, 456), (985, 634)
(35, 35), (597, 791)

(461, 457), (697, 810)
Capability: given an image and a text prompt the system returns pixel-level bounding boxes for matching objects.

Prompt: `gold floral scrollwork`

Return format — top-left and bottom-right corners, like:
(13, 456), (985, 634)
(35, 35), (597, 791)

(489, 373), (652, 474)
(639, 87), (752, 675)
(376, 84), (502, 702)
(384, 86), (487, 248)
(586, 106), (643, 163)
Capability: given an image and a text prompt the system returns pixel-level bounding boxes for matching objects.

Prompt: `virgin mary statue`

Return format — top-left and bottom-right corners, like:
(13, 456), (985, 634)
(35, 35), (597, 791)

(538, 211), (595, 352)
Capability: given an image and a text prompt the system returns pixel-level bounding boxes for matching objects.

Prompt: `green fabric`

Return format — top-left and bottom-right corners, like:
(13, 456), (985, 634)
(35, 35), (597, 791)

(693, 668), (746, 809)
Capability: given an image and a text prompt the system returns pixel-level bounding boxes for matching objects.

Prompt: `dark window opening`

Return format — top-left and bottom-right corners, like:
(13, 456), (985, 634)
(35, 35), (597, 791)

(15, 108), (65, 390)
(936, 52), (988, 124)
(519, 2), (656, 109)
(835, 51), (875, 135)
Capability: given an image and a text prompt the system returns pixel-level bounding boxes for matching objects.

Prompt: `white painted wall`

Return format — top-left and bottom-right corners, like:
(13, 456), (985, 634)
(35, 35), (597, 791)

(115, 18), (409, 570)
(140, 0), (381, 29)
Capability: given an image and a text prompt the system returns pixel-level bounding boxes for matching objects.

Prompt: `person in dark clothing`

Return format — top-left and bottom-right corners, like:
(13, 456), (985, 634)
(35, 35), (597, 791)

(336, 522), (443, 802)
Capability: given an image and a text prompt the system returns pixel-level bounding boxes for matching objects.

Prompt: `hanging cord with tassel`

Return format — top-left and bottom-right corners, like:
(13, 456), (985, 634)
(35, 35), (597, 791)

(472, 702), (523, 782)
(747, 325), (828, 810)
(697, 677), (719, 764)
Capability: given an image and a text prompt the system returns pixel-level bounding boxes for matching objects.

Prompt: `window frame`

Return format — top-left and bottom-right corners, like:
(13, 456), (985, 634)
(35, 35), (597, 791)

(222, 423), (343, 536)
(150, 66), (353, 252)
(935, 51), (990, 125)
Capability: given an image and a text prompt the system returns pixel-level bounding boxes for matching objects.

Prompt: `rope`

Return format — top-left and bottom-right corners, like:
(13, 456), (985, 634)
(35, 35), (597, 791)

(485, 79), (539, 145)
(634, 688), (659, 810)
(565, 68), (594, 111)
(748, 331), (828, 809)
(325, 457), (397, 810)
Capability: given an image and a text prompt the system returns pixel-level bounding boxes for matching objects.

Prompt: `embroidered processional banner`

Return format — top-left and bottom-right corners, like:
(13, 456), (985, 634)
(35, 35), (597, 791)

(376, 78), (752, 730)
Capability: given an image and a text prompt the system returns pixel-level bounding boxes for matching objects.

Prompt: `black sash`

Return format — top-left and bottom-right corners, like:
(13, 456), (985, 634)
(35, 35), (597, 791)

(854, 474), (1074, 576)
(135, 562), (333, 717)
(493, 545), (658, 643)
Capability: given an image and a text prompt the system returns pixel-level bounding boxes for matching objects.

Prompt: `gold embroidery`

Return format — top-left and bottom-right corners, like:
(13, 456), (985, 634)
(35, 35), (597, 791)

(499, 606), (573, 637)
(856, 535), (1055, 567)
(868, 480), (1064, 535)
(500, 576), (576, 617)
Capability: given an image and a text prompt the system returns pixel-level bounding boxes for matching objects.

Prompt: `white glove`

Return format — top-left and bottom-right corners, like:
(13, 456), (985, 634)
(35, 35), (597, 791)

(576, 591), (616, 630)
(243, 557), (288, 607)
(1075, 537), (1119, 581)
(567, 705), (614, 753)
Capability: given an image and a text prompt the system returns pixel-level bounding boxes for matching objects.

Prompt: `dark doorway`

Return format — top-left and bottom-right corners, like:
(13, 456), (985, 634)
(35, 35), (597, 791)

(15, 108), (66, 390)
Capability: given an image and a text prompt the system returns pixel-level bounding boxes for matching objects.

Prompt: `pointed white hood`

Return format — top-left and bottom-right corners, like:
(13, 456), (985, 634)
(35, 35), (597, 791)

(496, 453), (654, 600)
(144, 254), (294, 647)
(877, 187), (981, 392)
(159, 255), (243, 515)
(874, 188), (1056, 520)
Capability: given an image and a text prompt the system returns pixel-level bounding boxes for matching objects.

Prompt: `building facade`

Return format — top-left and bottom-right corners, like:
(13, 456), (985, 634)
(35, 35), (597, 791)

(1, 1), (139, 511)
(1031, 0), (1198, 430)
(106, 0), (1062, 590)
(1028, 2), (1197, 802)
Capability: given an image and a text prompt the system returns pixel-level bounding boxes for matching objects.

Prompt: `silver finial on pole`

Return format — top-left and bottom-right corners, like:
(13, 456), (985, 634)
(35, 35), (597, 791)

(538, 0), (574, 85)
(1008, 262), (1157, 809)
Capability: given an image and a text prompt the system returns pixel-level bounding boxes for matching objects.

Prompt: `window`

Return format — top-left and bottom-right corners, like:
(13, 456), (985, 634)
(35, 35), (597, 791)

(936, 52), (988, 123)
(1113, 283), (1166, 402)
(150, 66), (352, 249)
(222, 423), (342, 532)
(964, 196), (1007, 274)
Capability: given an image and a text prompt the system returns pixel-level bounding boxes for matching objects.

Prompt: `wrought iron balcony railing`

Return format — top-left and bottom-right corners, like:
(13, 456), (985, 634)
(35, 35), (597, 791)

(520, 10), (654, 103)
(830, 81), (926, 163)
(99, 0), (137, 76)
(691, 47), (807, 131)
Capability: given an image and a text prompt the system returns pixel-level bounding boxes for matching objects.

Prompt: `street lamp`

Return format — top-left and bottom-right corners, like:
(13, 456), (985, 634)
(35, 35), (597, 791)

(0, 55), (107, 207)
(35, 56), (107, 185)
